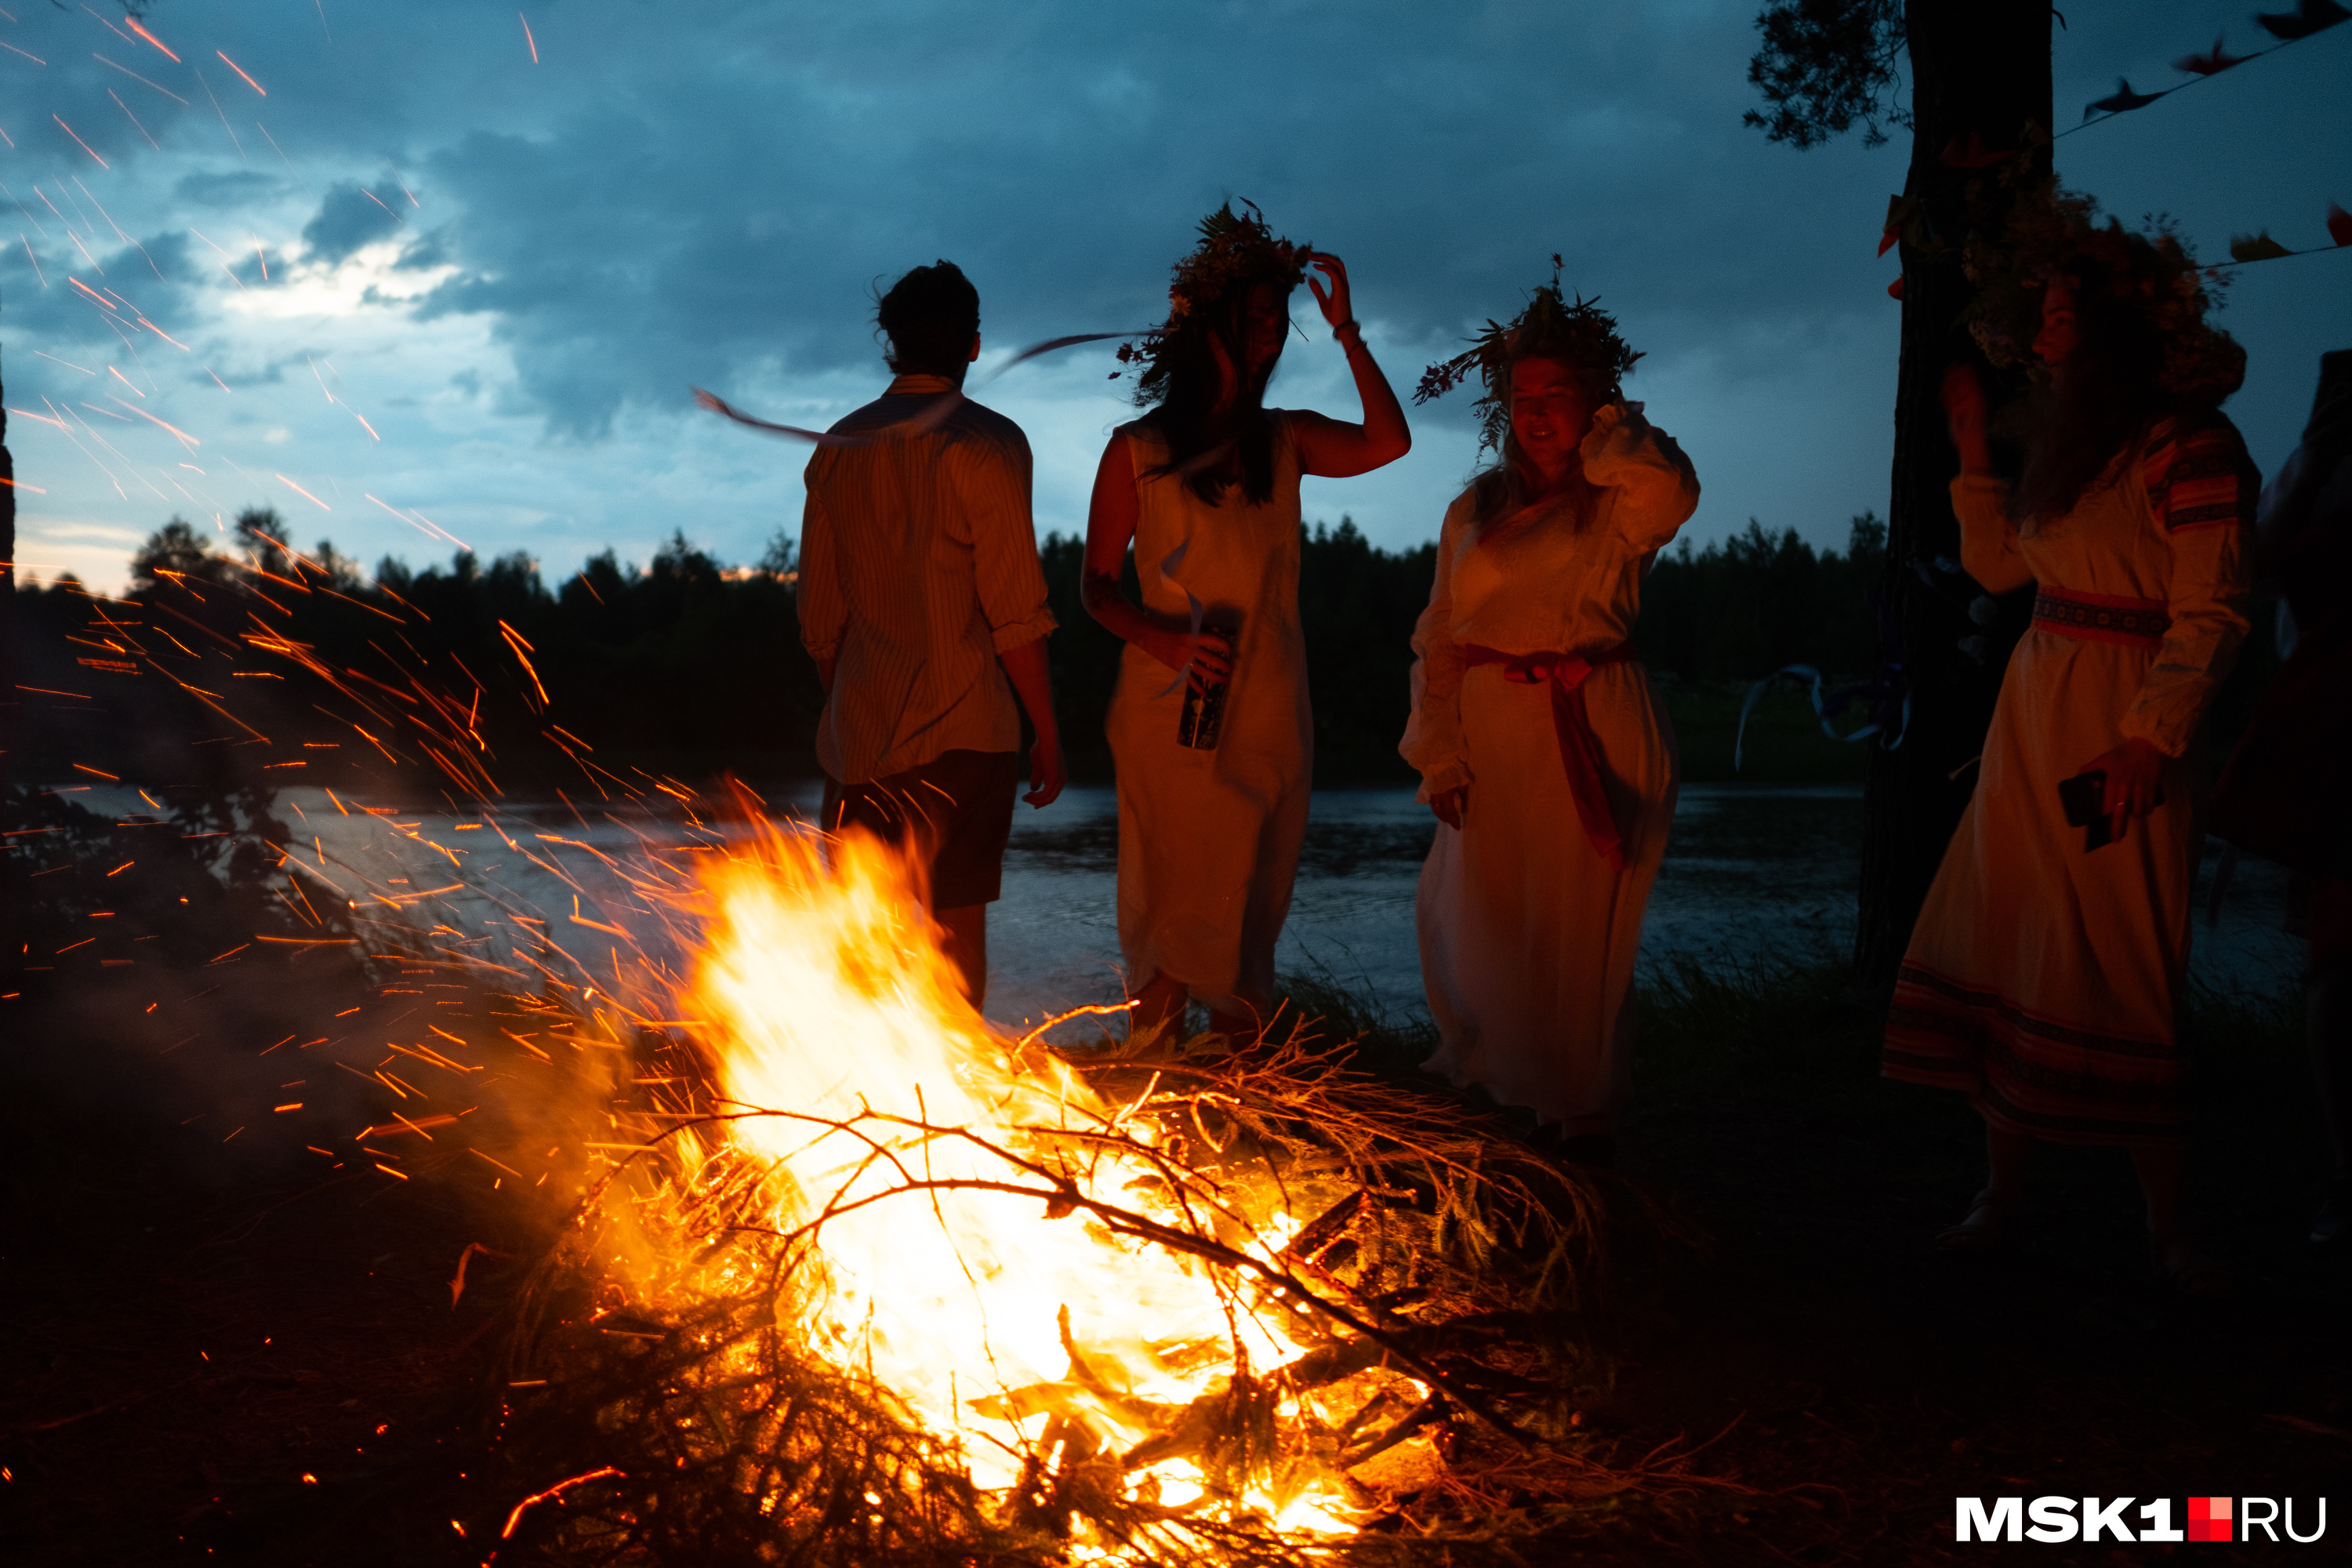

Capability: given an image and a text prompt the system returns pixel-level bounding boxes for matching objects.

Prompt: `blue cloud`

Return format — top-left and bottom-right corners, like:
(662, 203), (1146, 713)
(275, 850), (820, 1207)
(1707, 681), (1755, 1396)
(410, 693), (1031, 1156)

(300, 180), (407, 265)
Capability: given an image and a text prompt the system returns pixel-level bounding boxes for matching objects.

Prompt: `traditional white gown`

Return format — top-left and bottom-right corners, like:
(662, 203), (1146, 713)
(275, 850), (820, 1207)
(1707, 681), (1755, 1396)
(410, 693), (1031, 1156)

(1402, 404), (1700, 1134)
(1883, 414), (2254, 1145)
(1105, 414), (1312, 1019)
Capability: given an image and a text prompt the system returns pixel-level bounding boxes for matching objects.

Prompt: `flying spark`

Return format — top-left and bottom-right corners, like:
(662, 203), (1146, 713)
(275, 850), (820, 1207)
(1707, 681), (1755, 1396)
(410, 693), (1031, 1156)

(107, 89), (160, 150)
(276, 474), (332, 510)
(124, 15), (180, 62)
(216, 50), (266, 96)
(93, 53), (187, 103)
(52, 115), (110, 169)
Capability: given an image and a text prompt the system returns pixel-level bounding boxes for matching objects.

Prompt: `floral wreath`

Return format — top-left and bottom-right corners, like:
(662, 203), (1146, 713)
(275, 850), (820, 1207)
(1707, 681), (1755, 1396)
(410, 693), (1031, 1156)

(1962, 175), (2244, 406)
(1114, 201), (1312, 407)
(1412, 259), (1643, 453)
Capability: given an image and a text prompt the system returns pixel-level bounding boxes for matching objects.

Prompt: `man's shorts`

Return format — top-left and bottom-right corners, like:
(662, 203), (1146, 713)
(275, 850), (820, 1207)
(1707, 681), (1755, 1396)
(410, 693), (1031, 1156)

(820, 749), (1021, 909)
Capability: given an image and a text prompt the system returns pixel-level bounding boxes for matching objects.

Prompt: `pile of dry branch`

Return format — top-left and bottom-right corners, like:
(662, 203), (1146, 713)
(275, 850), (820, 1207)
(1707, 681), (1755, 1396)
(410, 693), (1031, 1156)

(471, 1015), (1744, 1565)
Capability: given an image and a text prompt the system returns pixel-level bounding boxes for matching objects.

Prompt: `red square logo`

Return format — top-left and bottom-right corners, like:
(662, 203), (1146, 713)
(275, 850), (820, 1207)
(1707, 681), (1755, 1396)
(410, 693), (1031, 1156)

(2187, 1497), (2233, 1543)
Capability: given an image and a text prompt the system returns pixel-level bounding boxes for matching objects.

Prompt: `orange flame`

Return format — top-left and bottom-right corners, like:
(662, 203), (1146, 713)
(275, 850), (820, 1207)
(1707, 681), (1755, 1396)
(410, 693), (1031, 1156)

(662, 822), (1367, 1534)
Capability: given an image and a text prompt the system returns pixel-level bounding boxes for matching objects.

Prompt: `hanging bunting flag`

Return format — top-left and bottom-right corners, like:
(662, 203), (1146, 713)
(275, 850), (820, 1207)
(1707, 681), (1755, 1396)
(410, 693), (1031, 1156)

(2254, 0), (2350, 42)
(2084, 78), (2163, 119)
(2213, 203), (2352, 267)
(1878, 193), (1915, 256)
(2068, 2), (2343, 136)
(2172, 34), (2255, 74)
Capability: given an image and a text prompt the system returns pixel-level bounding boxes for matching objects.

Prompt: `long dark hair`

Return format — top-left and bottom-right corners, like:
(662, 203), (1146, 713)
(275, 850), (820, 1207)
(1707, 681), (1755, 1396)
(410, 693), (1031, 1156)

(2005, 256), (2178, 526)
(1136, 278), (1291, 506)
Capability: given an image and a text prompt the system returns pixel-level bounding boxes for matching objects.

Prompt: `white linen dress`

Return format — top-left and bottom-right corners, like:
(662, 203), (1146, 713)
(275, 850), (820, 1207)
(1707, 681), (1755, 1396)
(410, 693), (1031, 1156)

(1401, 404), (1700, 1134)
(1105, 414), (1312, 1018)
(1882, 415), (2255, 1145)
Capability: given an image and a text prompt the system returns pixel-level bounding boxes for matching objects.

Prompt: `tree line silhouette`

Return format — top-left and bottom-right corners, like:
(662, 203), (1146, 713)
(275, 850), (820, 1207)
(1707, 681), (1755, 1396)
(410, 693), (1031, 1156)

(11, 506), (1904, 797)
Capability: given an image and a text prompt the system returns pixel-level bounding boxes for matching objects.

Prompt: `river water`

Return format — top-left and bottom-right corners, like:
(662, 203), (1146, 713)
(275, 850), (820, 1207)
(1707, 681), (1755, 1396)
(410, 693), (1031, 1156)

(245, 782), (2298, 1036)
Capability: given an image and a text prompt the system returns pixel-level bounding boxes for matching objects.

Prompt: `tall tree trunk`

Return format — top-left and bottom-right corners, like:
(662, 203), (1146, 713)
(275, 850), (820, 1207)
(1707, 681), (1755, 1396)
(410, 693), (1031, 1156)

(1853, 0), (2052, 985)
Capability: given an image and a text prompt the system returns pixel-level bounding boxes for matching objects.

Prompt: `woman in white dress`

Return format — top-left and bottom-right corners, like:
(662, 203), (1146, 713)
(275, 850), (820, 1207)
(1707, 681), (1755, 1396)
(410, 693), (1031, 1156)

(1082, 205), (1411, 1040)
(1403, 280), (1699, 1159)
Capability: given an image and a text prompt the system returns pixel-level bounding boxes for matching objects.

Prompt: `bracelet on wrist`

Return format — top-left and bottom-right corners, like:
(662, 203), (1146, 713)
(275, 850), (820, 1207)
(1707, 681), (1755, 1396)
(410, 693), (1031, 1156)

(1333, 319), (1363, 344)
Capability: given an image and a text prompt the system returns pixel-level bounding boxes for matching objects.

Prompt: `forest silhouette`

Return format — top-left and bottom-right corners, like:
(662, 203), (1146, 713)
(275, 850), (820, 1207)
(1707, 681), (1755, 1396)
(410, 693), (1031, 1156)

(14, 507), (1908, 797)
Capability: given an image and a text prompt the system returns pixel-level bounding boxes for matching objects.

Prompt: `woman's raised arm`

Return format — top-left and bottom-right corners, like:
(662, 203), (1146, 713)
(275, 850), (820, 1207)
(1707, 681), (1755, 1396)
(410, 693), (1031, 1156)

(1291, 252), (1412, 479)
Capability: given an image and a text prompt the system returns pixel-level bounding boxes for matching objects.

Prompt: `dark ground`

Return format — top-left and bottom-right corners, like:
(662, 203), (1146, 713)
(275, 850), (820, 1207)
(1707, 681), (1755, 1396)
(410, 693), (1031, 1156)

(2, 946), (2343, 1566)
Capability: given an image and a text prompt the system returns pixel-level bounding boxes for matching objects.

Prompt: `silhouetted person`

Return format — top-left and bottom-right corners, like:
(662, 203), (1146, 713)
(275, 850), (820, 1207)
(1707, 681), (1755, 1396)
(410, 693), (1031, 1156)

(1882, 220), (2255, 1294)
(797, 261), (1065, 1005)
(1080, 206), (1408, 1044)
(2212, 349), (2352, 1243)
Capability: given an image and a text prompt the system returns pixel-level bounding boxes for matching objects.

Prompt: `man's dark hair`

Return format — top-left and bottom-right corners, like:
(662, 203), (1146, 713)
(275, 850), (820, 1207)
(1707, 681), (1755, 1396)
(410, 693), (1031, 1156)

(874, 261), (980, 376)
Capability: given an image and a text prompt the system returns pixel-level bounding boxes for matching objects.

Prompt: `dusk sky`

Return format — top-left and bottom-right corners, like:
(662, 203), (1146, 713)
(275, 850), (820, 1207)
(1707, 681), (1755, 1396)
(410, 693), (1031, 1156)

(3, 1), (2347, 593)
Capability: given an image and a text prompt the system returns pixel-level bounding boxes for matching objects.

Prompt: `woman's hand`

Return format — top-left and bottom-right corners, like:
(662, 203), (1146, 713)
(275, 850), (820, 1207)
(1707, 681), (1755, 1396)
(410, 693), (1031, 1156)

(1294, 252), (1412, 477)
(1138, 625), (1232, 687)
(1430, 786), (1468, 830)
(1940, 364), (1994, 475)
(2081, 736), (2167, 843)
(1305, 252), (1354, 332)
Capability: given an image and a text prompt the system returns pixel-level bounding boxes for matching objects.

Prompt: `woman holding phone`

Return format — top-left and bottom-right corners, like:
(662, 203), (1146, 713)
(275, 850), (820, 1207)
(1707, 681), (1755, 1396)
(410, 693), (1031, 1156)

(1881, 194), (2255, 1290)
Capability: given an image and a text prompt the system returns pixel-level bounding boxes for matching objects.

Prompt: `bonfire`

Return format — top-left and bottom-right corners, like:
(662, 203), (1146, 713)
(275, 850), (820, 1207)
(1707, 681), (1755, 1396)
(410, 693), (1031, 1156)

(467, 811), (1670, 1563)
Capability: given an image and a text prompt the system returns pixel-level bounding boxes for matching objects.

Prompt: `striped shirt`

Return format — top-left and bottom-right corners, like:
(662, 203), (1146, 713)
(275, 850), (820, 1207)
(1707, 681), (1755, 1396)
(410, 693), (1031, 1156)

(799, 374), (1057, 784)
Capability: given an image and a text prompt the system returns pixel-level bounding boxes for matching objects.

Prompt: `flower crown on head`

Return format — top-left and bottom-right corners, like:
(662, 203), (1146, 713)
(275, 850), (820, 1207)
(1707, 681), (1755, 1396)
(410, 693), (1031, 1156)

(1112, 201), (1312, 405)
(1414, 259), (1643, 453)
(1962, 176), (2244, 406)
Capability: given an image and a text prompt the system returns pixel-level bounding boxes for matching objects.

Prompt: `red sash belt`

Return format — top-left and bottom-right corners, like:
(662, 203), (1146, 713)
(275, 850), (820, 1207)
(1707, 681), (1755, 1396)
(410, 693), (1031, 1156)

(2032, 586), (2170, 650)
(1461, 639), (1638, 871)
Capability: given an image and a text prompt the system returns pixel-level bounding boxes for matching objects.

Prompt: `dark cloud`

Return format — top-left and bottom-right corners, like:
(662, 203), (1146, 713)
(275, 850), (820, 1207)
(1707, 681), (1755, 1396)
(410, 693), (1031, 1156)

(2, 0), (2347, 571)
(394, 229), (452, 270)
(300, 180), (407, 266)
(378, 2), (1900, 440)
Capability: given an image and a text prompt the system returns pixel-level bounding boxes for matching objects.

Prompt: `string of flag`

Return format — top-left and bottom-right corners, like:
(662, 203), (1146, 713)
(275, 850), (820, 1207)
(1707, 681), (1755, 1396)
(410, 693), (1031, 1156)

(2067, 0), (2346, 135)
(1875, 2), (2350, 284)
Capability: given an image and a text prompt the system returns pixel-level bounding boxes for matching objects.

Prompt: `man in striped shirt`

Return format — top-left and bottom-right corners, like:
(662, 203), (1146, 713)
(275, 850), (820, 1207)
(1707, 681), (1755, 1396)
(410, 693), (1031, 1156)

(799, 260), (1065, 1005)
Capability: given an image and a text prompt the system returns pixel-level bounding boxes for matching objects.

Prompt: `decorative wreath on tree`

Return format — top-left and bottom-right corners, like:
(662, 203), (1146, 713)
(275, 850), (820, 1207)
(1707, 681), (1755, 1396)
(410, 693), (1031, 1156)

(1962, 175), (2245, 407)
(1115, 201), (1312, 408)
(1412, 260), (1645, 453)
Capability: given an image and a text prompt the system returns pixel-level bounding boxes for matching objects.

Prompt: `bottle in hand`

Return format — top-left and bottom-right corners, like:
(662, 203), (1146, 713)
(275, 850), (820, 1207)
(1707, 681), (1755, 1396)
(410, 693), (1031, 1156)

(1176, 623), (1236, 750)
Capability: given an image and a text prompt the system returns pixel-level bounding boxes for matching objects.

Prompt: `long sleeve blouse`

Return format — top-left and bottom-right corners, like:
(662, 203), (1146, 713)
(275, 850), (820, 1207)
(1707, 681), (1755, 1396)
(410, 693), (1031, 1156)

(1401, 402), (1700, 800)
(799, 375), (1058, 783)
(1950, 412), (2255, 758)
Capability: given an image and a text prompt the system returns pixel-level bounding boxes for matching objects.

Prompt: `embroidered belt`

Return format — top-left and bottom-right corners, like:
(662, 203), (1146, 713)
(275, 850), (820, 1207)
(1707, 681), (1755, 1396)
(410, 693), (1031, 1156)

(1461, 640), (1638, 871)
(2031, 586), (2170, 650)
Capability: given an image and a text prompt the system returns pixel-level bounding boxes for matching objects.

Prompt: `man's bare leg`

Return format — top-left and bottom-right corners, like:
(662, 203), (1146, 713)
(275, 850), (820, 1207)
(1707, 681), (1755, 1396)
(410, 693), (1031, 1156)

(938, 904), (987, 1007)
